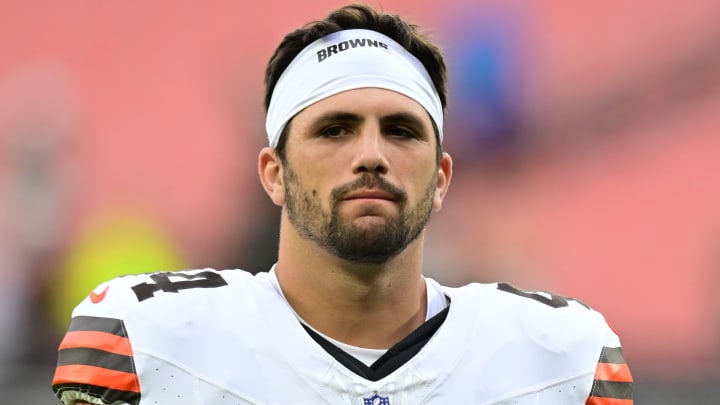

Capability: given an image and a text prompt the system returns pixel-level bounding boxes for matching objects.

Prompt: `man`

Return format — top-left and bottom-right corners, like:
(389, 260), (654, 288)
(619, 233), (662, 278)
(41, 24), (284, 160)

(52, 4), (633, 404)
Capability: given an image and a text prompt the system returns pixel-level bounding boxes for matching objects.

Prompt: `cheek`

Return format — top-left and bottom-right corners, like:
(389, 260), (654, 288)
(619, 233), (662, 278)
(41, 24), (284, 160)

(413, 168), (440, 205)
(299, 178), (329, 208)
(398, 158), (436, 188)
(300, 164), (335, 200)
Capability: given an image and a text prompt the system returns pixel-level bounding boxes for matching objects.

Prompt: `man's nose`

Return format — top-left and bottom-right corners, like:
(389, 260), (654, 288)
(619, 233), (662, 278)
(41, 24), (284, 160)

(351, 127), (388, 175)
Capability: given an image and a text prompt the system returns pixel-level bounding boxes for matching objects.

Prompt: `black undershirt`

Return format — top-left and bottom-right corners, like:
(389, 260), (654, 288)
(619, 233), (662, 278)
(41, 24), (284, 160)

(301, 305), (450, 381)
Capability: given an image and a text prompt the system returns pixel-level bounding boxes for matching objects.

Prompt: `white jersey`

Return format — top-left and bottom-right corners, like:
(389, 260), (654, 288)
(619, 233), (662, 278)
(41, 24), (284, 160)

(52, 268), (633, 404)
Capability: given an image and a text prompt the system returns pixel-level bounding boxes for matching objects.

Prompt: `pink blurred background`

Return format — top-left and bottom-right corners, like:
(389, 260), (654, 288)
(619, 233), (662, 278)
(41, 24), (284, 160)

(2, 1), (719, 402)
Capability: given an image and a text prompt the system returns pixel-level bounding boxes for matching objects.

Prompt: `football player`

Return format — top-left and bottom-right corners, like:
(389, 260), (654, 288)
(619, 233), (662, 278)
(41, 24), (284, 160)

(53, 4), (632, 404)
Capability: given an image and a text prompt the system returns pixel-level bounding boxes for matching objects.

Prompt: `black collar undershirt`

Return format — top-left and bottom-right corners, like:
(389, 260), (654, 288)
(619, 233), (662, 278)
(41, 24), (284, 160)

(301, 305), (450, 381)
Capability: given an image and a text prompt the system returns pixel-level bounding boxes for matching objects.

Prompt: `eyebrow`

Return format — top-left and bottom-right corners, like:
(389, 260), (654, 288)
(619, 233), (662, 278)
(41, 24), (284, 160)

(312, 111), (364, 127)
(311, 111), (429, 132)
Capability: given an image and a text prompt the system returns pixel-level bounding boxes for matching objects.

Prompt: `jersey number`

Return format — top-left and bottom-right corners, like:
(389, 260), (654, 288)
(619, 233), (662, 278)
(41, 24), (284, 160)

(132, 271), (228, 302)
(497, 282), (589, 309)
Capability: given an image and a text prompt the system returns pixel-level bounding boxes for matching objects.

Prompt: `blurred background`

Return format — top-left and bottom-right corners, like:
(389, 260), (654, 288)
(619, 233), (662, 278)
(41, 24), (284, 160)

(1, 0), (719, 403)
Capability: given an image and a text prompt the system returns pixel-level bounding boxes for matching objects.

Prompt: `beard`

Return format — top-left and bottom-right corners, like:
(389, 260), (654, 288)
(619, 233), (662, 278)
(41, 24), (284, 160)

(283, 165), (436, 264)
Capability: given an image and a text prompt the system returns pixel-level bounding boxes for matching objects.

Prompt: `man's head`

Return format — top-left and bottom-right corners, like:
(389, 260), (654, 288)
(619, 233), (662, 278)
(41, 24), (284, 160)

(259, 4), (452, 264)
(263, 4), (448, 162)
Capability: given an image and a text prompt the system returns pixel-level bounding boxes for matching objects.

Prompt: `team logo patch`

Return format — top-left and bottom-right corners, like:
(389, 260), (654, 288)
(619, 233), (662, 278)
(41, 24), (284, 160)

(363, 394), (390, 405)
(89, 286), (110, 303)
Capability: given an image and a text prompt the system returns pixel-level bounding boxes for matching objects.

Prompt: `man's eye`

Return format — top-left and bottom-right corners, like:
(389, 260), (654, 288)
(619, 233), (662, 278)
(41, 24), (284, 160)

(319, 126), (349, 138)
(387, 126), (417, 139)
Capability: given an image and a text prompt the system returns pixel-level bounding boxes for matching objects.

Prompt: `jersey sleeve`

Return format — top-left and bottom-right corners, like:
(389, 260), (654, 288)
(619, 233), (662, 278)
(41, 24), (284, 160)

(585, 323), (634, 404)
(52, 278), (142, 405)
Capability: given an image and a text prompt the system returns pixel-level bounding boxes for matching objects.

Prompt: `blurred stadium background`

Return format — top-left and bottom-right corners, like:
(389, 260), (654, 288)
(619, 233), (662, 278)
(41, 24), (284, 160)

(2, 0), (719, 403)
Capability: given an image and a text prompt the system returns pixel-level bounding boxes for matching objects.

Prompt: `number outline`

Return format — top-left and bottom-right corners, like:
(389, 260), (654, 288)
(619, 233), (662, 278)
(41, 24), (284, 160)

(132, 271), (228, 302)
(497, 282), (590, 310)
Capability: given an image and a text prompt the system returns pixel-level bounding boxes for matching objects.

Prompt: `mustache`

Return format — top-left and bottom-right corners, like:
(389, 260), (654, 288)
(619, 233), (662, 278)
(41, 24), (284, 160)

(331, 174), (407, 203)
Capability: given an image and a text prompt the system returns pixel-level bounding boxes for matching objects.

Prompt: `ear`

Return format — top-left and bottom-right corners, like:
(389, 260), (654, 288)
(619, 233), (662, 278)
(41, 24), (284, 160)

(258, 147), (285, 206)
(432, 152), (453, 211)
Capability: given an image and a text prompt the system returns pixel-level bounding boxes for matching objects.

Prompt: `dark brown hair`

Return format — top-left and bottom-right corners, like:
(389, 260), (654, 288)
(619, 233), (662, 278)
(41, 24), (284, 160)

(264, 4), (448, 161)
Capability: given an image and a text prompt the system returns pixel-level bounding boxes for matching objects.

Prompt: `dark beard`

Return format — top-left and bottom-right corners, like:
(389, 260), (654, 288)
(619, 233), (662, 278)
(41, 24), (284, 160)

(284, 168), (436, 264)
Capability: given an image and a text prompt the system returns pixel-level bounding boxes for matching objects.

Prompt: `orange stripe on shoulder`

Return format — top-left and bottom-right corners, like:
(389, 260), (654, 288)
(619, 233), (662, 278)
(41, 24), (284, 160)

(594, 362), (633, 383)
(586, 395), (633, 405)
(59, 330), (134, 356)
(53, 364), (140, 393)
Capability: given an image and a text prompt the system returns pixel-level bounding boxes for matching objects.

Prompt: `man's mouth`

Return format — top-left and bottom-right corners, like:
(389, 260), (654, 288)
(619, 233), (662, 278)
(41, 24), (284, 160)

(342, 189), (397, 201)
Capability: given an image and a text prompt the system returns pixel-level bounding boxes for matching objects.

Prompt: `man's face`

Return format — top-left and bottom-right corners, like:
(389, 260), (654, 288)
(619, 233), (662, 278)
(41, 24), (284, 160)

(280, 88), (448, 264)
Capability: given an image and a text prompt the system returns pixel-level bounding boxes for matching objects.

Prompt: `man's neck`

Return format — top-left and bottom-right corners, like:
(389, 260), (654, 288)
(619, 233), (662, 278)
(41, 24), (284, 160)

(275, 226), (428, 349)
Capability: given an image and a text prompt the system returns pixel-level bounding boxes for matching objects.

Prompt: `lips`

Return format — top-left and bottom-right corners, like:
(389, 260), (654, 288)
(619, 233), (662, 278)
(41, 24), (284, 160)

(343, 189), (397, 201)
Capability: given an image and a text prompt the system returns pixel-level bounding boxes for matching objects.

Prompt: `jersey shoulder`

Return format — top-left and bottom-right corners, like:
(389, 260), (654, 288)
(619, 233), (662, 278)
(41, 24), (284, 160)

(52, 268), (269, 405)
(438, 281), (630, 401)
(450, 281), (607, 326)
(69, 268), (261, 319)
(445, 281), (620, 368)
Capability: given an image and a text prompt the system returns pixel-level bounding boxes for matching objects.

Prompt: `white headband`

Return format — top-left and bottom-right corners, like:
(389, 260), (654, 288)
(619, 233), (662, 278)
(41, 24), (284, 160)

(265, 29), (443, 148)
